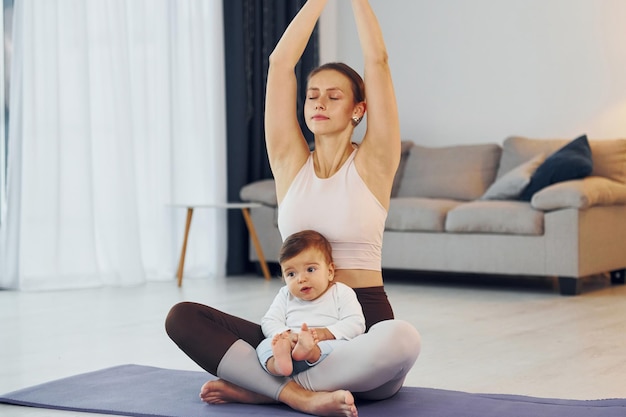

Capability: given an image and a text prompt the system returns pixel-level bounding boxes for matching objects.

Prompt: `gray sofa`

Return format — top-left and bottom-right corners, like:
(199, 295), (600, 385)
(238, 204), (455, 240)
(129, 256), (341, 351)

(240, 136), (626, 295)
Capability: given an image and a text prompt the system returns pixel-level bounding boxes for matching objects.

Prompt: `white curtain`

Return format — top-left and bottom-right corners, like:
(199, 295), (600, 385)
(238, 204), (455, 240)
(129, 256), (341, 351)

(0, 0), (227, 290)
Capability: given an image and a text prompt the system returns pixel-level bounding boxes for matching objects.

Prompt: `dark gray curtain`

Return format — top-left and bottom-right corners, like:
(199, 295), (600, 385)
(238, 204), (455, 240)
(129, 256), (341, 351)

(223, 0), (318, 275)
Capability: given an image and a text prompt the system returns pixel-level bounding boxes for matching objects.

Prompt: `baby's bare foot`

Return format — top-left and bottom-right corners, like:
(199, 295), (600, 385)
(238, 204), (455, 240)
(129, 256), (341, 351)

(270, 332), (294, 376)
(199, 379), (275, 405)
(292, 323), (320, 362)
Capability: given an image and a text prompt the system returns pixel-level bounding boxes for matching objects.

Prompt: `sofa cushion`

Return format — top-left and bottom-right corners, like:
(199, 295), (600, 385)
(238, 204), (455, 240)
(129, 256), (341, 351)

(445, 200), (544, 235)
(391, 141), (415, 198)
(481, 153), (546, 200)
(239, 179), (278, 207)
(519, 135), (593, 201)
(386, 198), (462, 232)
(531, 176), (626, 210)
(397, 143), (502, 201)
(498, 136), (626, 184)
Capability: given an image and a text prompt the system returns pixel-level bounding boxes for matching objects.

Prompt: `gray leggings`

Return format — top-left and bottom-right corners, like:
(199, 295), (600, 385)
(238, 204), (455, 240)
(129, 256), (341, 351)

(218, 319), (421, 400)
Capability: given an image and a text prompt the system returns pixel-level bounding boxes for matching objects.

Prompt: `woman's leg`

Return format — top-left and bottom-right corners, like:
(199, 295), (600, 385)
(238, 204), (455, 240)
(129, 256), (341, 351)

(291, 287), (421, 399)
(293, 319), (421, 398)
(165, 301), (265, 374)
(354, 286), (395, 330)
(166, 302), (359, 415)
(165, 302), (287, 399)
(165, 288), (418, 413)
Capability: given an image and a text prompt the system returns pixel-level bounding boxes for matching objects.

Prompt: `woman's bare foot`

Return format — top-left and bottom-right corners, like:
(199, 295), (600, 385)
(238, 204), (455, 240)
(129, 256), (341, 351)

(292, 323), (320, 362)
(309, 390), (358, 417)
(268, 332), (294, 376)
(280, 382), (358, 417)
(201, 378), (357, 416)
(199, 379), (276, 405)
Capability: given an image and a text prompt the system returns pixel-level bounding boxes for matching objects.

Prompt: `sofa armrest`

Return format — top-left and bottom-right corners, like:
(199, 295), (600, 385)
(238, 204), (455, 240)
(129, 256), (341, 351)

(240, 179), (278, 207)
(531, 176), (626, 210)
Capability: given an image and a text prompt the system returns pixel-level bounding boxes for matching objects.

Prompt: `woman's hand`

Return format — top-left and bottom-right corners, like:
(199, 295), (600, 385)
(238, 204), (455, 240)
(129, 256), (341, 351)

(310, 327), (335, 341)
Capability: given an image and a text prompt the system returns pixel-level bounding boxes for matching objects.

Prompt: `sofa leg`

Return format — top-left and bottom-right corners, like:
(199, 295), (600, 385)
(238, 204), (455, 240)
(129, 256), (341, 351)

(558, 276), (581, 296)
(610, 269), (626, 285)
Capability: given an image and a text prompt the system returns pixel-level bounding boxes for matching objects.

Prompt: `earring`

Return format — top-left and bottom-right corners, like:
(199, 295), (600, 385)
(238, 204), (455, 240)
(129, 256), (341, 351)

(352, 116), (362, 125)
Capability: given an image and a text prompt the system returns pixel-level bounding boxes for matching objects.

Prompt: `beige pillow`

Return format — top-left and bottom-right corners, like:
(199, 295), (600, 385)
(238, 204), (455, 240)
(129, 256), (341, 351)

(497, 136), (566, 177)
(397, 143), (502, 201)
(481, 153), (546, 200)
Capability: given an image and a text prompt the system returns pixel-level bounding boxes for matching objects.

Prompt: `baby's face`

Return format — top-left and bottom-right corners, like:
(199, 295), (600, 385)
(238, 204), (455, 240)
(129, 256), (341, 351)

(281, 247), (334, 301)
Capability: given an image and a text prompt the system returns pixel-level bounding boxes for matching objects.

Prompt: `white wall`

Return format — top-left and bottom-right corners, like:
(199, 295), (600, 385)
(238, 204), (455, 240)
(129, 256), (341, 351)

(321, 0), (626, 146)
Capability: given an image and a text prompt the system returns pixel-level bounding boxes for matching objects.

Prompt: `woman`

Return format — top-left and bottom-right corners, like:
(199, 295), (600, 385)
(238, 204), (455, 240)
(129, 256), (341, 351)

(166, 1), (421, 416)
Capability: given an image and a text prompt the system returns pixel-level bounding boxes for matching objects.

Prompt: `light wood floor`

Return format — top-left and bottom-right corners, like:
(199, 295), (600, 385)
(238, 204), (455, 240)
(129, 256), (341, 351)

(1, 271), (626, 416)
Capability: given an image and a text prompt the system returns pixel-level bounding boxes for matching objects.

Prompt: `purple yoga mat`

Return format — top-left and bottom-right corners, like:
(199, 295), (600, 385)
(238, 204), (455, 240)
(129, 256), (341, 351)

(1, 364), (625, 417)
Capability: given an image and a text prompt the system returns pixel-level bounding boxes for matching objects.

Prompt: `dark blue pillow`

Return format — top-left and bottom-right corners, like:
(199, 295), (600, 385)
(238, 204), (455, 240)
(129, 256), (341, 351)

(519, 134), (593, 201)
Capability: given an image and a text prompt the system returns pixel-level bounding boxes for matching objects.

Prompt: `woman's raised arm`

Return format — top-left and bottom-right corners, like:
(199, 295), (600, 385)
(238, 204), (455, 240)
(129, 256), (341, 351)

(265, 0), (328, 196)
(351, 0), (401, 204)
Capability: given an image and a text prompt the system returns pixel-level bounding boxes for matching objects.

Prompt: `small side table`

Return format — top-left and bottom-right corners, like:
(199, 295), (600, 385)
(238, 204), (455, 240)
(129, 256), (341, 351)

(169, 203), (272, 286)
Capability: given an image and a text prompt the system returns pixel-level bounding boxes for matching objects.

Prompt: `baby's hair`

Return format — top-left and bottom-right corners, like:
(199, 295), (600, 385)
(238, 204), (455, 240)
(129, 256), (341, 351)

(308, 62), (365, 104)
(279, 230), (333, 265)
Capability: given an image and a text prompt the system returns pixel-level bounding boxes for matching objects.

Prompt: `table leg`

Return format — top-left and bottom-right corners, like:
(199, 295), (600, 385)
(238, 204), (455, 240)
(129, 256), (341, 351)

(176, 207), (194, 287)
(241, 207), (272, 280)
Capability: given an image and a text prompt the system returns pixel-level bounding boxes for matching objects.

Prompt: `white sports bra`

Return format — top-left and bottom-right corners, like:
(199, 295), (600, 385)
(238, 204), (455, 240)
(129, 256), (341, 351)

(278, 149), (387, 271)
